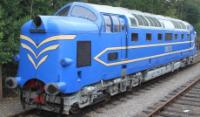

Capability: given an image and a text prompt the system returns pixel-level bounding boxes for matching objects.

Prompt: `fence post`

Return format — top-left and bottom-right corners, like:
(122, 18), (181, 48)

(0, 65), (2, 100)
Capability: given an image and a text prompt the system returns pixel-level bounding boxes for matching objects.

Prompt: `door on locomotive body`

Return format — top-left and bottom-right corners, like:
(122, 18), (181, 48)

(100, 13), (128, 80)
(192, 31), (198, 53)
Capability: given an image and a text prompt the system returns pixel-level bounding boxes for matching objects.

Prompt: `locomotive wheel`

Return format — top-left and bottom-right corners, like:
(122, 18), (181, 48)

(36, 109), (42, 115)
(58, 97), (64, 116)
(104, 92), (111, 103)
(70, 103), (80, 114)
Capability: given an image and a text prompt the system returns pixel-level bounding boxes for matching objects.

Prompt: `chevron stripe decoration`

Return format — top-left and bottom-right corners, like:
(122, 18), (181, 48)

(20, 35), (76, 48)
(20, 34), (76, 69)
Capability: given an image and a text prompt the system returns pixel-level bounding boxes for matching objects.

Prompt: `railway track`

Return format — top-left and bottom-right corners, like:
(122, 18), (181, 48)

(143, 77), (200, 117)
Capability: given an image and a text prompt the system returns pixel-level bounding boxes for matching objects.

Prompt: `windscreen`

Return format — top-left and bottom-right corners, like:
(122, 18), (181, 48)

(55, 6), (70, 16)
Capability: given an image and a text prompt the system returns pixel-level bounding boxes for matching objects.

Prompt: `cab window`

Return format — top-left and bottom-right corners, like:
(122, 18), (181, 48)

(71, 6), (97, 21)
(103, 15), (112, 32)
(56, 6), (71, 16)
(111, 15), (120, 32)
(119, 17), (125, 30)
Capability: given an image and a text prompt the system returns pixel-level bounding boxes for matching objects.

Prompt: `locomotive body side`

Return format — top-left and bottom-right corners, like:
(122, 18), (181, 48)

(6, 2), (197, 114)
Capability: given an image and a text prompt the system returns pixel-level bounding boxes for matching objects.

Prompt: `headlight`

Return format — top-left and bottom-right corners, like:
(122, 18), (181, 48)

(5, 77), (18, 89)
(33, 16), (42, 27)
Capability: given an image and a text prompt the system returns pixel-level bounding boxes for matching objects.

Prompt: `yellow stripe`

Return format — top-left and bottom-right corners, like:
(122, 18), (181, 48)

(27, 54), (37, 69)
(38, 35), (76, 47)
(36, 55), (48, 69)
(37, 44), (59, 58)
(27, 54), (48, 69)
(20, 35), (76, 48)
(20, 35), (37, 47)
(21, 43), (37, 58)
(21, 43), (59, 59)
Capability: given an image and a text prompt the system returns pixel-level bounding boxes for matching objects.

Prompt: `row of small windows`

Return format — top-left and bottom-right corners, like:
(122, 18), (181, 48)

(131, 33), (191, 41)
(130, 14), (187, 30)
(131, 14), (162, 27)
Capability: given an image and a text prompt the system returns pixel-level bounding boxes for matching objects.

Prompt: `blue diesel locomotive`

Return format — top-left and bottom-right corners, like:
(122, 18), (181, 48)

(6, 2), (197, 114)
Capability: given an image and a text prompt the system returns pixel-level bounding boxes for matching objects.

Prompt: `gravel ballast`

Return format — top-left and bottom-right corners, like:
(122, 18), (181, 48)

(0, 97), (22, 117)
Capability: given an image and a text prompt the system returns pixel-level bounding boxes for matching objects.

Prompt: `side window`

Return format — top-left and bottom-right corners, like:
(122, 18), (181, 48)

(141, 16), (149, 26)
(132, 33), (138, 41)
(103, 15), (112, 32)
(119, 17), (125, 31)
(165, 33), (172, 40)
(130, 18), (137, 27)
(108, 52), (118, 61)
(146, 33), (152, 41)
(158, 33), (162, 40)
(175, 34), (178, 40)
(181, 34), (184, 39)
(56, 6), (71, 16)
(133, 14), (144, 26)
(187, 34), (190, 40)
(153, 18), (162, 27)
(146, 16), (154, 26)
(111, 15), (120, 32)
(71, 6), (97, 21)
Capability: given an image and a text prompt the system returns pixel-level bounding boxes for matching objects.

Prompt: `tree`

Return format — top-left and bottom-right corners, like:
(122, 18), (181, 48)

(0, 5), (4, 99)
(182, 1), (200, 25)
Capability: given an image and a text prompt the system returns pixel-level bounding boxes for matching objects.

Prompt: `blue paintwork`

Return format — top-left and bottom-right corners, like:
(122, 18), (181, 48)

(17, 2), (197, 94)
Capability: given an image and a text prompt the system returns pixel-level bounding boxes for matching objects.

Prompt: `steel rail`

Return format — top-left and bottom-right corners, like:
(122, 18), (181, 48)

(147, 77), (200, 117)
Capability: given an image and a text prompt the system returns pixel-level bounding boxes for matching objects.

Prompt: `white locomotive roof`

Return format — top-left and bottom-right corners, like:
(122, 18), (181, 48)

(89, 3), (133, 17)
(86, 2), (191, 31)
